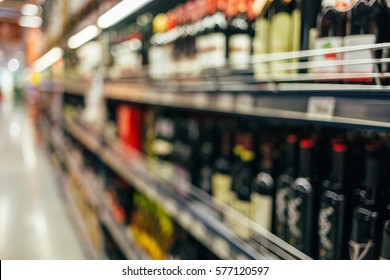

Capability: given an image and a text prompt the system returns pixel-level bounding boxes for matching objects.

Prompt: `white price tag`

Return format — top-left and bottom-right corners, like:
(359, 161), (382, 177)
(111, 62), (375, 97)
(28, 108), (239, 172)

(212, 237), (231, 260)
(236, 94), (255, 113)
(307, 97), (336, 119)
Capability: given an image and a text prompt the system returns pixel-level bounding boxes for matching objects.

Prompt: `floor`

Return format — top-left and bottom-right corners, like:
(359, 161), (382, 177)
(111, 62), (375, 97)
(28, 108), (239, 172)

(0, 101), (85, 259)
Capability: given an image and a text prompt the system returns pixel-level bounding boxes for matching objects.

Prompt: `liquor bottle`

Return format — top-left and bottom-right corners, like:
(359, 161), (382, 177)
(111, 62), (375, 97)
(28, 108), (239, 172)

(376, 0), (390, 85)
(299, 0), (322, 72)
(349, 143), (381, 260)
(185, 1), (201, 76)
(318, 143), (348, 260)
(152, 111), (175, 166)
(230, 132), (256, 240)
(312, 0), (347, 77)
(149, 13), (170, 78)
(287, 139), (318, 257)
(252, 0), (272, 80)
(251, 141), (275, 231)
(197, 120), (216, 195)
(343, 0), (381, 83)
(268, 0), (297, 78)
(196, 0), (212, 71)
(209, 0), (229, 69)
(227, 0), (253, 70)
(212, 122), (234, 204)
(275, 134), (298, 240)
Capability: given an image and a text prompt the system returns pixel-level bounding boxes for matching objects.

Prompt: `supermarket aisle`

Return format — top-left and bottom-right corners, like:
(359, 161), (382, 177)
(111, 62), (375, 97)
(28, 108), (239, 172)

(0, 103), (85, 259)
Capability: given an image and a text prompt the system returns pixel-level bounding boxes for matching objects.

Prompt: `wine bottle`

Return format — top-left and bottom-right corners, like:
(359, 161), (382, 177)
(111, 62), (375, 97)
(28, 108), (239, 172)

(149, 13), (170, 78)
(349, 143), (381, 260)
(275, 134), (298, 240)
(212, 122), (234, 204)
(379, 204), (390, 259)
(251, 141), (275, 231)
(196, 0), (212, 71)
(268, 0), (296, 78)
(318, 143), (347, 260)
(377, 0), (390, 85)
(227, 0), (253, 70)
(287, 139), (318, 257)
(230, 132), (255, 240)
(343, 0), (381, 83)
(252, 0), (272, 80)
(312, 0), (347, 77)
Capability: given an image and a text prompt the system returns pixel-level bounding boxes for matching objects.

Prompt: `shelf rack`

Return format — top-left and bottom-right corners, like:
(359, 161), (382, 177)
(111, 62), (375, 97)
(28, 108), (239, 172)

(38, 114), (150, 260)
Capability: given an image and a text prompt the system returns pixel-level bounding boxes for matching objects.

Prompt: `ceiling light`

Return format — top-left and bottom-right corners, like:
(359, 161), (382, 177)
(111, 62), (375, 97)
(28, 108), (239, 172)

(68, 25), (101, 49)
(8, 58), (20, 72)
(33, 47), (63, 72)
(21, 4), (42, 16)
(97, 0), (152, 29)
(19, 16), (42, 28)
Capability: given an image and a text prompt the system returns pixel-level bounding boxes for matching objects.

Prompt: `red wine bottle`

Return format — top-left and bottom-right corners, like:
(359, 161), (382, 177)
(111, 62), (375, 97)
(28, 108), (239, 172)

(275, 134), (299, 240)
(318, 143), (347, 259)
(349, 143), (381, 260)
(287, 139), (318, 257)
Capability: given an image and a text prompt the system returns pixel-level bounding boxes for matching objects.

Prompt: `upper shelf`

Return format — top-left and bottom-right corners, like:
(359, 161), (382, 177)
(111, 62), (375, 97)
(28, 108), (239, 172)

(41, 80), (390, 131)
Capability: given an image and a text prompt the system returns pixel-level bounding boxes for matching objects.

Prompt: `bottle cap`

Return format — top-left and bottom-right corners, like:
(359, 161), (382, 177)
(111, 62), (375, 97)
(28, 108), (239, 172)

(300, 139), (313, 149)
(287, 134), (298, 144)
(333, 143), (347, 153)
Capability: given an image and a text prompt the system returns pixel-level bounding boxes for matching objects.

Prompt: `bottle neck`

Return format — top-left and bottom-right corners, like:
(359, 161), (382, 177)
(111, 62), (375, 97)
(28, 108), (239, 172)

(299, 145), (312, 178)
(331, 148), (346, 189)
(285, 137), (298, 176)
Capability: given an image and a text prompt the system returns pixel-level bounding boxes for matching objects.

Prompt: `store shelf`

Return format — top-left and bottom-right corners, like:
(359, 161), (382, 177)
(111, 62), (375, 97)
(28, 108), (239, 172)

(39, 115), (149, 260)
(63, 118), (311, 260)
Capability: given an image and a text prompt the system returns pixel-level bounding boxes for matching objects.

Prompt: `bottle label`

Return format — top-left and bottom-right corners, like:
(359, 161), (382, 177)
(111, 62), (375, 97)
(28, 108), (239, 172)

(343, 34), (376, 81)
(229, 33), (252, 70)
(318, 206), (335, 259)
(290, 9), (301, 74)
(275, 183), (290, 237)
(212, 173), (233, 205)
(270, 12), (291, 78)
(312, 36), (343, 74)
(349, 240), (375, 260)
(196, 35), (210, 70)
(253, 17), (270, 80)
(287, 196), (302, 245)
(250, 193), (273, 231)
(208, 32), (227, 68)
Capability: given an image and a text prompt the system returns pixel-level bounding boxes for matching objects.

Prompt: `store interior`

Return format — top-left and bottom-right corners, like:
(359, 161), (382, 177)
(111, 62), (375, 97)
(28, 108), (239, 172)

(0, 0), (390, 260)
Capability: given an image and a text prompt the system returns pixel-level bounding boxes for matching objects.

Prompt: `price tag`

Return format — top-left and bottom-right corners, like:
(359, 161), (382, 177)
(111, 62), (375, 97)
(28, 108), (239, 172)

(307, 97), (336, 119)
(236, 94), (255, 113)
(216, 93), (234, 111)
(212, 237), (231, 260)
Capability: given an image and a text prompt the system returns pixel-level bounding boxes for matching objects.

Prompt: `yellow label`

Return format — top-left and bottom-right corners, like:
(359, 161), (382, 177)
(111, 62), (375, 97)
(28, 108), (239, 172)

(290, 9), (301, 74)
(253, 17), (270, 81)
(212, 173), (233, 205)
(231, 200), (251, 240)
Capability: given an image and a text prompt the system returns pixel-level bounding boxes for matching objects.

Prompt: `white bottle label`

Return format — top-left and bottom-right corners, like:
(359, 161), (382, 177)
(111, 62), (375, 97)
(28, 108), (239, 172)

(253, 17), (270, 80)
(312, 36), (343, 74)
(251, 193), (273, 231)
(343, 34), (376, 75)
(208, 32), (227, 69)
(196, 35), (210, 70)
(212, 173), (233, 205)
(229, 34), (251, 70)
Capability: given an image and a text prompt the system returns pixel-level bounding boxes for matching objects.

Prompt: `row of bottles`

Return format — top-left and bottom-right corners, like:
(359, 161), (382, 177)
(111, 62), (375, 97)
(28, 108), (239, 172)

(114, 101), (390, 260)
(60, 126), (219, 260)
(106, 0), (390, 83)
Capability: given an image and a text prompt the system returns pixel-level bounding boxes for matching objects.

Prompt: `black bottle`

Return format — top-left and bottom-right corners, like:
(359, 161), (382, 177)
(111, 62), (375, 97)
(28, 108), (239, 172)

(349, 144), (381, 260)
(287, 139), (318, 257)
(275, 134), (299, 241)
(380, 204), (390, 260)
(318, 143), (347, 259)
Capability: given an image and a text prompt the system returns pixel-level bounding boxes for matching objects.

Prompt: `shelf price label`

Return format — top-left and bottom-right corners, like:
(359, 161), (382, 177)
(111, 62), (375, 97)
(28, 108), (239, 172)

(307, 97), (336, 119)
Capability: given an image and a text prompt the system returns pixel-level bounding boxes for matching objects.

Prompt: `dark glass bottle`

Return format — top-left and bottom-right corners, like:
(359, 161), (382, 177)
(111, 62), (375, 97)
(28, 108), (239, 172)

(318, 143), (348, 260)
(275, 134), (299, 240)
(349, 144), (381, 260)
(212, 122), (234, 204)
(287, 139), (318, 257)
(376, 0), (390, 85)
(312, 0), (347, 76)
(380, 204), (390, 259)
(251, 141), (275, 231)
(343, 0), (381, 83)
